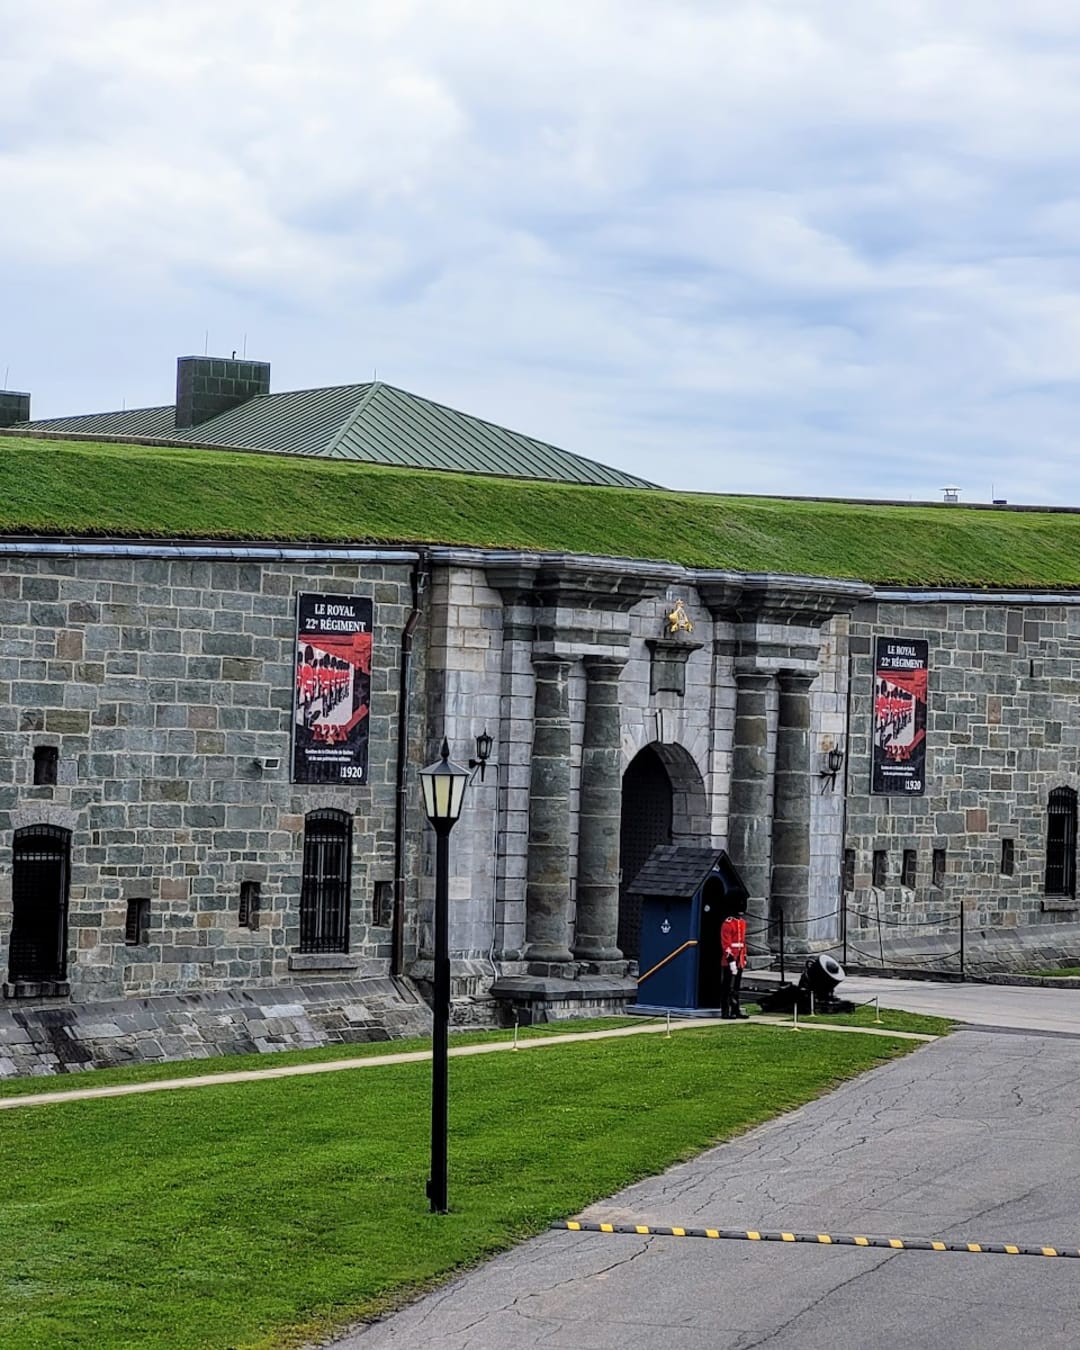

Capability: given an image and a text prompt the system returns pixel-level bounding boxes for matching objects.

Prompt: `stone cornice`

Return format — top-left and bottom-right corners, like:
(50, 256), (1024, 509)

(478, 551), (683, 611)
(694, 570), (874, 626)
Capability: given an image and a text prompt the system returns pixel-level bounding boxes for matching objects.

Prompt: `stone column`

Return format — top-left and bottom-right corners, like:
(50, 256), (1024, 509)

(524, 654), (575, 970)
(573, 655), (627, 970)
(727, 672), (773, 956)
(771, 670), (816, 950)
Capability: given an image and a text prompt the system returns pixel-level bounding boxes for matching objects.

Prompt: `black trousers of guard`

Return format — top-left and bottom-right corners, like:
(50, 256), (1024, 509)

(719, 965), (743, 1018)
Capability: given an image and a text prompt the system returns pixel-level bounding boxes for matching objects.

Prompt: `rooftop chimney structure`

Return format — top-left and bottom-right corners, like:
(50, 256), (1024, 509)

(0, 390), (30, 427)
(174, 355), (270, 429)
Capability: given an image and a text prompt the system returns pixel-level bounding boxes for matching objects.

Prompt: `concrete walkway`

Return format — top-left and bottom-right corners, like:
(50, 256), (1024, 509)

(838, 972), (1080, 1035)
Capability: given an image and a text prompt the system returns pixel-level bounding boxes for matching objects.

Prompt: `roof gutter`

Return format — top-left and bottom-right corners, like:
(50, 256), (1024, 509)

(0, 541), (420, 564)
(872, 588), (1080, 604)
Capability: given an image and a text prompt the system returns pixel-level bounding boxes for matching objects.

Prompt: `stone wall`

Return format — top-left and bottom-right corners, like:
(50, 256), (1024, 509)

(0, 977), (430, 1077)
(0, 550), (421, 1008)
(844, 596), (1080, 956)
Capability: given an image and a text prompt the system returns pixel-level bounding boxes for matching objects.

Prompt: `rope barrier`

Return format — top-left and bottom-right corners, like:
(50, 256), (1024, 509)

(843, 942), (962, 969)
(846, 907), (960, 931)
(772, 906), (844, 927)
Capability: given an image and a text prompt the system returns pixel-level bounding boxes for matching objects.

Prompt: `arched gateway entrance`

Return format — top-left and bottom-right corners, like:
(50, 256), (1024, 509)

(617, 742), (709, 961)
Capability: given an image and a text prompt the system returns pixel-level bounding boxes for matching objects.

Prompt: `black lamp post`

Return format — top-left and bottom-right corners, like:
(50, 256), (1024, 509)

(418, 738), (471, 1214)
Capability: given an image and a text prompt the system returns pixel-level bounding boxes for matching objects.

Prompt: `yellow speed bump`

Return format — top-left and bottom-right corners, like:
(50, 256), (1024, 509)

(554, 1221), (1080, 1259)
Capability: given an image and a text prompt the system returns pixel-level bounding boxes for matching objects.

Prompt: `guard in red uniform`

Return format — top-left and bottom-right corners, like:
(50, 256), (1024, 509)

(719, 912), (748, 1019)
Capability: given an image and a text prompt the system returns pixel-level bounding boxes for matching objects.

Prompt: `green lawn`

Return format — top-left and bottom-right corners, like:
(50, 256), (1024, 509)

(5, 433), (1080, 586)
(1, 1021), (939, 1350)
(1024, 967), (1080, 979)
(755, 1003), (953, 1037)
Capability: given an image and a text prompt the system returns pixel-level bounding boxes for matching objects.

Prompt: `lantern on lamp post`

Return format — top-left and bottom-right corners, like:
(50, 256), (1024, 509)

(418, 738), (472, 1214)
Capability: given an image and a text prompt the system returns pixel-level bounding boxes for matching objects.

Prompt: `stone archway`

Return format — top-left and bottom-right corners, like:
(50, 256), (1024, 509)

(617, 742), (709, 961)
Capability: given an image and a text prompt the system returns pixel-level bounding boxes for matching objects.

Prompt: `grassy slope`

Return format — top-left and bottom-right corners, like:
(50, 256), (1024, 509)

(5, 435), (1080, 586)
(0, 1023), (929, 1350)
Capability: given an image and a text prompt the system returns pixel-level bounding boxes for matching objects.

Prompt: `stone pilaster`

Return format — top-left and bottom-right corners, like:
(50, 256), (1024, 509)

(524, 653), (575, 971)
(771, 670), (816, 951)
(573, 655), (627, 970)
(727, 671), (774, 955)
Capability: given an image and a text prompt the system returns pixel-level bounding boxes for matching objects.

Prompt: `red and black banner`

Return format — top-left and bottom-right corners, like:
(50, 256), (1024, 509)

(871, 637), (928, 795)
(292, 593), (373, 784)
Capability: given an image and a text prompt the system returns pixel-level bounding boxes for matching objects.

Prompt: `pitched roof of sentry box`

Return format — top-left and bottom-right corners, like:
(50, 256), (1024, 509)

(19, 381), (656, 488)
(626, 846), (749, 902)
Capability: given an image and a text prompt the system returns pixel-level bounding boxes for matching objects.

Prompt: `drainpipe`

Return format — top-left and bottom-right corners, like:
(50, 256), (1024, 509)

(393, 551), (429, 975)
(839, 640), (855, 962)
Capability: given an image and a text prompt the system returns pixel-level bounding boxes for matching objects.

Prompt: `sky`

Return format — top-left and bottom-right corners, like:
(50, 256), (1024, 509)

(4, 1), (1080, 504)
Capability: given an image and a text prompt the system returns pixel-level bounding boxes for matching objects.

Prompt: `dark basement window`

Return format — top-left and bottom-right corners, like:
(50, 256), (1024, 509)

(33, 745), (59, 786)
(901, 849), (917, 889)
(125, 898), (151, 946)
(239, 880), (261, 931)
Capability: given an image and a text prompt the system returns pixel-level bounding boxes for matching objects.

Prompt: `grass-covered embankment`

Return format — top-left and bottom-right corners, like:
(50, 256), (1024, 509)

(5, 434), (1080, 586)
(1, 1019), (940, 1350)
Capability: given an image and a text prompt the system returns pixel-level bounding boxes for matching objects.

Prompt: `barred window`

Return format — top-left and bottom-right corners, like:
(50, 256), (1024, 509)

(9, 824), (71, 984)
(1045, 788), (1077, 898)
(299, 809), (351, 953)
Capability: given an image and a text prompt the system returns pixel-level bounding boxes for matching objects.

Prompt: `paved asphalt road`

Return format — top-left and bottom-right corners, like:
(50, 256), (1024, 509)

(325, 987), (1080, 1350)
(842, 972), (1080, 1035)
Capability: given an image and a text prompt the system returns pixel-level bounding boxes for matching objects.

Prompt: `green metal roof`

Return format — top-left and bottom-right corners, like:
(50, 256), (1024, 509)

(18, 381), (655, 489)
(25, 405), (176, 438)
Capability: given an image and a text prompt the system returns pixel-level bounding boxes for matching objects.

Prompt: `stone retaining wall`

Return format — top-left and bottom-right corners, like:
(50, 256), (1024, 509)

(0, 977), (432, 1077)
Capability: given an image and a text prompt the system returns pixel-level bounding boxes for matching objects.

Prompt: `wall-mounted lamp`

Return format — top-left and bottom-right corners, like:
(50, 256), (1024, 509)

(819, 746), (845, 793)
(468, 729), (493, 783)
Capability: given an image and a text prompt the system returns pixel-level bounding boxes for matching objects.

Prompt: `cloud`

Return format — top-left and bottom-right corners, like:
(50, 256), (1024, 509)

(4, 0), (1080, 506)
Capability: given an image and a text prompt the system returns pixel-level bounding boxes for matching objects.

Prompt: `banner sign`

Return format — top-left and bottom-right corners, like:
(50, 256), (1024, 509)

(292, 593), (373, 784)
(871, 637), (928, 795)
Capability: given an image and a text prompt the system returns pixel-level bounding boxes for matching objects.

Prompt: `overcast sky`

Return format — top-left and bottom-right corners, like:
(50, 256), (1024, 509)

(4, 2), (1080, 504)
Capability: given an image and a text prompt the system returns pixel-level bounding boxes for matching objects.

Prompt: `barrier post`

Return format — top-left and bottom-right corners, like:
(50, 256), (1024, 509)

(874, 995), (881, 1024)
(665, 1010), (672, 1039)
(513, 1008), (520, 1051)
(779, 909), (786, 986)
(842, 890), (847, 968)
(959, 901), (965, 982)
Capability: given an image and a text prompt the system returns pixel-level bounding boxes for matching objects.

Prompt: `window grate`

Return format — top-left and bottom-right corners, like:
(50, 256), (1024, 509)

(10, 825), (71, 982)
(299, 810), (351, 953)
(1045, 788), (1077, 898)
